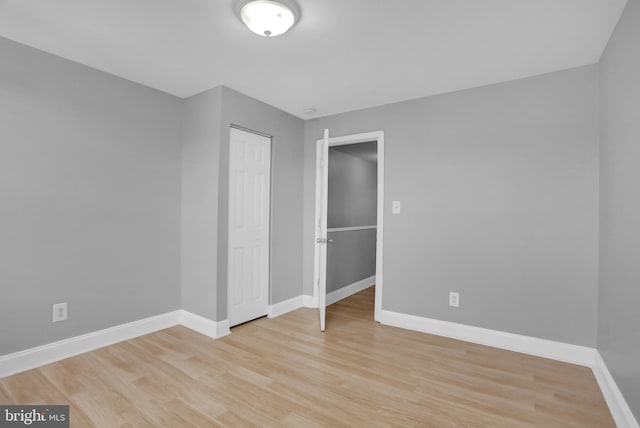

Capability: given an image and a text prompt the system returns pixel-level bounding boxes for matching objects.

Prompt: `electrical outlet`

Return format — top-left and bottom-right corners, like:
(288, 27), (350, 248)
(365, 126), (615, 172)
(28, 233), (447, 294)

(53, 302), (67, 322)
(449, 292), (460, 308)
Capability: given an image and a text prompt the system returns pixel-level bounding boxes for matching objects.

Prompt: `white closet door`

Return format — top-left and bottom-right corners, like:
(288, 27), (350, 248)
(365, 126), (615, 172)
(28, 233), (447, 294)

(228, 127), (271, 327)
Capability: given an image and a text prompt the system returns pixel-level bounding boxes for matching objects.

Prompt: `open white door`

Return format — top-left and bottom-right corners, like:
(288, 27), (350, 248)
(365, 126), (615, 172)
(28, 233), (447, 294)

(314, 129), (329, 331)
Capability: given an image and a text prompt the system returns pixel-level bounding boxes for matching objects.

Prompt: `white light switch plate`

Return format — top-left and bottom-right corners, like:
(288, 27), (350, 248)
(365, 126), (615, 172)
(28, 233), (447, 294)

(392, 201), (401, 214)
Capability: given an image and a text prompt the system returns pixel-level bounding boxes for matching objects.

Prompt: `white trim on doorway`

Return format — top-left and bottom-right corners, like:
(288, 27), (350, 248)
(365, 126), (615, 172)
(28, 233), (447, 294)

(312, 130), (385, 322)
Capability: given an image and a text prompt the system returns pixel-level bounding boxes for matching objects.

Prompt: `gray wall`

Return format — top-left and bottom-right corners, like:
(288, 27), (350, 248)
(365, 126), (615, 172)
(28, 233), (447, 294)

(0, 37), (305, 350)
(181, 87), (222, 320)
(328, 147), (377, 227)
(327, 230), (376, 293)
(181, 86), (304, 322)
(326, 147), (377, 293)
(216, 87), (304, 319)
(0, 37), (182, 355)
(599, 0), (640, 419)
(8, 21), (639, 421)
(304, 65), (600, 346)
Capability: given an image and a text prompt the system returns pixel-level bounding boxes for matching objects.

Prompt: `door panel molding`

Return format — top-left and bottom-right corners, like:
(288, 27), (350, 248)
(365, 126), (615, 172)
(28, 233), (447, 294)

(228, 127), (271, 327)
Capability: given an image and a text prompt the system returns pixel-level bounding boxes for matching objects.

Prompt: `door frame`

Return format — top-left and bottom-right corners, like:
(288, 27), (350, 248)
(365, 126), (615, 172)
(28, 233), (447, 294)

(313, 130), (384, 322)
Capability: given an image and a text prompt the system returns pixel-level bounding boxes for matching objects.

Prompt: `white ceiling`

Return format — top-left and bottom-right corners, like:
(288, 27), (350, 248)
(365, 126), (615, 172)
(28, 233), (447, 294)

(0, 0), (627, 119)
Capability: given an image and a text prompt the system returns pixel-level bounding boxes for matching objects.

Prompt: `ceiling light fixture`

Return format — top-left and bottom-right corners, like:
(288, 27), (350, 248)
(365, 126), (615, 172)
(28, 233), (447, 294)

(234, 0), (300, 37)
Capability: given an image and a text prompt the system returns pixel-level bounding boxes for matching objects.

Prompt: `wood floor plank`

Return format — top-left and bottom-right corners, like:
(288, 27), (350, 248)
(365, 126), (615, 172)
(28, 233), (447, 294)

(0, 286), (614, 427)
(0, 383), (12, 403)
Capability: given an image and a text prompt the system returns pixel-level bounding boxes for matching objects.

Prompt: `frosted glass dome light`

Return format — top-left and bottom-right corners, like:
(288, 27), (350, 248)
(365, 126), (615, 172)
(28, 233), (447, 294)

(236, 0), (300, 37)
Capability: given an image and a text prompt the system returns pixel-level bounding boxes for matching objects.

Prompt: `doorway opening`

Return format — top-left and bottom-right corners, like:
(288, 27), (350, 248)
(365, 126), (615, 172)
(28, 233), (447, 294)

(313, 131), (384, 329)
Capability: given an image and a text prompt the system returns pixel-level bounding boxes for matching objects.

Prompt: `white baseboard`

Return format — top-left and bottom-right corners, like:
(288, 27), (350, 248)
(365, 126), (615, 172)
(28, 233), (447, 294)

(0, 310), (234, 378)
(592, 352), (640, 428)
(268, 296), (303, 318)
(2, 304), (637, 428)
(303, 294), (317, 308)
(179, 310), (230, 339)
(379, 309), (639, 426)
(302, 274), (375, 309)
(378, 309), (597, 367)
(0, 311), (181, 378)
(326, 276), (375, 306)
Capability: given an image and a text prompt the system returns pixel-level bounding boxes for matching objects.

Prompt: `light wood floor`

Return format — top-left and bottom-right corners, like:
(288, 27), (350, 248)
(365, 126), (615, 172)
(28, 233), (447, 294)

(0, 287), (614, 427)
